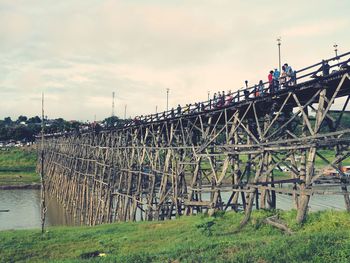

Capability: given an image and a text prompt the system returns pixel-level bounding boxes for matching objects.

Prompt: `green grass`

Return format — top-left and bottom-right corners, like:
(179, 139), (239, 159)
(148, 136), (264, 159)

(0, 148), (39, 186)
(1, 210), (350, 262)
(315, 149), (350, 167)
(186, 149), (350, 183)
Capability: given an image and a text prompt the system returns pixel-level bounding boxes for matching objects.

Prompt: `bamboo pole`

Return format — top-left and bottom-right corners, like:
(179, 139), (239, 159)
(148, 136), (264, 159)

(40, 92), (46, 234)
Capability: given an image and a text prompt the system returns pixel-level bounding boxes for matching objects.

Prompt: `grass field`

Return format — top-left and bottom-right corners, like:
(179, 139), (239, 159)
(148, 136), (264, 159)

(1, 210), (350, 262)
(0, 148), (39, 186)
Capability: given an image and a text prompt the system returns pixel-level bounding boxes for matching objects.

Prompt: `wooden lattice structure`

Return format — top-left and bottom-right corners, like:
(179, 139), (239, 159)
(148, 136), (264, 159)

(40, 52), (350, 225)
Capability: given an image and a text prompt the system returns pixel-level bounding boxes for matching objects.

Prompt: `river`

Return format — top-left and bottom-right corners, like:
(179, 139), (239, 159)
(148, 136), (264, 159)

(0, 187), (348, 231)
(0, 189), (76, 231)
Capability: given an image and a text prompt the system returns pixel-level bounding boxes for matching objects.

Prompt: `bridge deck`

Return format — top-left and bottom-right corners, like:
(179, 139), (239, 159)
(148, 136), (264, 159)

(120, 60), (350, 131)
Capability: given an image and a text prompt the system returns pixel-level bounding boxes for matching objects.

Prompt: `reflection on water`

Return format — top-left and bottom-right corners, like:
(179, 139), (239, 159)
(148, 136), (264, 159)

(217, 186), (347, 212)
(276, 191), (347, 211)
(0, 187), (348, 230)
(0, 189), (76, 231)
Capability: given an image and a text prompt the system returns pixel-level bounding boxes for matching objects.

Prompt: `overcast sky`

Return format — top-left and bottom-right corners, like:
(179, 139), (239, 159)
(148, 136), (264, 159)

(1, 0), (349, 121)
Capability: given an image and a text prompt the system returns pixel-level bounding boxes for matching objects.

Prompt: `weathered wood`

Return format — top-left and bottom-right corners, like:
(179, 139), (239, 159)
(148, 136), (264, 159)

(39, 70), (350, 226)
(264, 215), (293, 235)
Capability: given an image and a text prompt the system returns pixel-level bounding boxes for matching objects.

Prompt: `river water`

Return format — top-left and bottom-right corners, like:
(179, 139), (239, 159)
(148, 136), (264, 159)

(0, 188), (347, 231)
(0, 189), (76, 231)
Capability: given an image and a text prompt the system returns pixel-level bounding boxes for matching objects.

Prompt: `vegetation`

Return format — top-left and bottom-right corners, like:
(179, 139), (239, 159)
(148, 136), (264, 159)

(0, 116), (42, 142)
(103, 116), (128, 129)
(0, 116), (84, 142)
(0, 115), (129, 142)
(1, 210), (350, 262)
(0, 148), (39, 186)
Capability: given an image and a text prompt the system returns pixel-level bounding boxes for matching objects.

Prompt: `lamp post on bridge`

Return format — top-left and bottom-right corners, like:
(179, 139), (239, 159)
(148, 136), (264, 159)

(207, 91), (210, 101)
(334, 43), (340, 67)
(277, 37), (282, 72)
(333, 43), (338, 57)
(166, 88), (170, 111)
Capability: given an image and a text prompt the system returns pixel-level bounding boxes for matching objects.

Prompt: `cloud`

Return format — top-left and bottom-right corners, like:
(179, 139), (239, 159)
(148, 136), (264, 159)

(0, 0), (350, 120)
(283, 19), (349, 38)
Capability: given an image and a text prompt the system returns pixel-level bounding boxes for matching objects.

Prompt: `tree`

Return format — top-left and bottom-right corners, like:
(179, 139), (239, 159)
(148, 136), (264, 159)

(103, 116), (121, 128)
(0, 125), (9, 141)
(27, 116), (41, 124)
(5, 126), (33, 141)
(70, 121), (81, 131)
(27, 123), (41, 140)
(17, 115), (28, 124)
(3, 117), (12, 126)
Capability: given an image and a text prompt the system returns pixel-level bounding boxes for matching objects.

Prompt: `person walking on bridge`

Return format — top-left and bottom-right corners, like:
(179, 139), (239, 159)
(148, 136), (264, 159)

(268, 70), (274, 94)
(312, 60), (330, 78)
(258, 80), (265, 96)
(284, 63), (295, 86)
(280, 65), (287, 88)
(273, 68), (280, 91)
(220, 91), (225, 107)
(322, 60), (330, 76)
(225, 90), (233, 105)
(212, 92), (217, 108)
(184, 104), (190, 114)
(177, 104), (181, 116)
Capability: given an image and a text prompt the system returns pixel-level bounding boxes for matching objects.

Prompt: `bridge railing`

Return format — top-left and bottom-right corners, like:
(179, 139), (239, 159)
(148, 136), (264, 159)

(38, 51), (350, 137)
(292, 51), (350, 83)
(129, 51), (350, 126)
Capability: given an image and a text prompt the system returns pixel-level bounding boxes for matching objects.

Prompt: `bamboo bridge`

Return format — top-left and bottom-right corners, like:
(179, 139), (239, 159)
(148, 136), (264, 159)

(40, 51), (350, 225)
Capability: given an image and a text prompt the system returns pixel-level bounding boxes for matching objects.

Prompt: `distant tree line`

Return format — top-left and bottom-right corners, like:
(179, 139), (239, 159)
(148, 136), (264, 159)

(0, 116), (41, 142)
(0, 115), (128, 142)
(0, 116), (82, 142)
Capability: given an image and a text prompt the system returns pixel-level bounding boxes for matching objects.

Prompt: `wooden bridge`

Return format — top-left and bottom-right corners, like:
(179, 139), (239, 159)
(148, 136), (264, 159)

(40, 51), (350, 225)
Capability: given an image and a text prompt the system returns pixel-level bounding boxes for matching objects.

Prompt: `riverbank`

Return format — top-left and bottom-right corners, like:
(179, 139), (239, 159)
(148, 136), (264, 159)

(0, 147), (40, 187)
(1, 210), (350, 262)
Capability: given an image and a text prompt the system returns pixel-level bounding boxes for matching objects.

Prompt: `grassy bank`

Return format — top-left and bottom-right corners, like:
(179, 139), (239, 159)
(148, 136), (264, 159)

(1, 210), (350, 262)
(0, 148), (39, 186)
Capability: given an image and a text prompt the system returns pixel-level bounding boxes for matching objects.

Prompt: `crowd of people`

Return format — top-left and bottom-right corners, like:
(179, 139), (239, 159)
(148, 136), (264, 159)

(257, 63), (296, 97)
(126, 59), (343, 127)
(127, 62), (298, 126)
